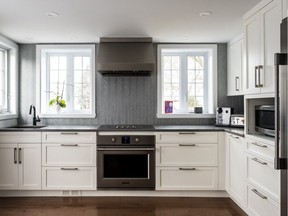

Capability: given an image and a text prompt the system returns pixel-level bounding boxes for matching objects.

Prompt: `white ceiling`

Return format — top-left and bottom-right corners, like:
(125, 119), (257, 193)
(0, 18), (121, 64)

(0, 0), (261, 44)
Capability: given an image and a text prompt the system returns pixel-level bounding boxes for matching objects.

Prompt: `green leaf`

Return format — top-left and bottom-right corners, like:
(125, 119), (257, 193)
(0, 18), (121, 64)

(49, 99), (56, 106)
(59, 99), (66, 108)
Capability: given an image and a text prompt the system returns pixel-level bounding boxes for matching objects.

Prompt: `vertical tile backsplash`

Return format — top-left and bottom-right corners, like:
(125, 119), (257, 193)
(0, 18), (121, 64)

(18, 44), (243, 126)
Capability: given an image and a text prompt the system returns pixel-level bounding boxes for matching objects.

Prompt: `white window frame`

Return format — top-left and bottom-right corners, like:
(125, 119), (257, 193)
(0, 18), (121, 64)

(0, 34), (18, 121)
(157, 44), (217, 118)
(36, 44), (96, 118)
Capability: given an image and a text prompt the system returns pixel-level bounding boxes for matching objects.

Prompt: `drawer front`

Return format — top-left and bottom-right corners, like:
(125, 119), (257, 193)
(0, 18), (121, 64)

(156, 144), (218, 166)
(246, 138), (274, 162)
(247, 184), (280, 216)
(42, 167), (96, 190)
(156, 167), (218, 190)
(42, 132), (96, 143)
(247, 154), (280, 201)
(42, 144), (96, 166)
(0, 132), (41, 143)
(156, 132), (218, 144)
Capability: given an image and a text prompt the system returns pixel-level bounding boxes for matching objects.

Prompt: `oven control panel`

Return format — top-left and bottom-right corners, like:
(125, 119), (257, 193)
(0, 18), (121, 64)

(98, 135), (155, 146)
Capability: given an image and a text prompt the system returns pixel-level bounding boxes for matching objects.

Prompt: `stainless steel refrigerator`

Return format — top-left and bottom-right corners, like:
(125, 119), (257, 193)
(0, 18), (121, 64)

(275, 17), (288, 216)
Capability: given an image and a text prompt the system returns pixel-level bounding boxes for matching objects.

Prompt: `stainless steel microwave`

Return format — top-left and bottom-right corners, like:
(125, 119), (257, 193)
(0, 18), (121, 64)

(255, 105), (275, 137)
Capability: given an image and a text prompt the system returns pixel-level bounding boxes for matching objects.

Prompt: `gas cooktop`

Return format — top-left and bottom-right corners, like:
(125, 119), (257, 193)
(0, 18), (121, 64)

(98, 125), (155, 131)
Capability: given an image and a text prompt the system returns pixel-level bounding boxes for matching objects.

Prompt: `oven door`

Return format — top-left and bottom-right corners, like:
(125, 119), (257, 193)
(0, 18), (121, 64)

(97, 148), (155, 190)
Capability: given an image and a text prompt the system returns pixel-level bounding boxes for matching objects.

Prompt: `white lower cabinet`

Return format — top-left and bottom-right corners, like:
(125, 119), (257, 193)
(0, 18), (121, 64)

(247, 184), (280, 216)
(226, 134), (246, 209)
(156, 167), (218, 190)
(42, 167), (96, 190)
(156, 132), (219, 191)
(41, 131), (97, 190)
(0, 132), (41, 190)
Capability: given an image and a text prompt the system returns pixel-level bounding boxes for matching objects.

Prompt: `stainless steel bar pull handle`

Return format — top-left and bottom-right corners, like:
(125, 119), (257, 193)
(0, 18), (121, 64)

(258, 65), (263, 87)
(179, 132), (196, 135)
(97, 148), (155, 151)
(252, 189), (267, 199)
(179, 144), (196, 147)
(60, 132), (78, 135)
(61, 168), (79, 171)
(235, 77), (240, 91)
(179, 168), (196, 171)
(18, 148), (22, 164)
(252, 157), (267, 165)
(14, 148), (17, 164)
(251, 142), (267, 148)
(60, 144), (79, 147)
(255, 66), (259, 87)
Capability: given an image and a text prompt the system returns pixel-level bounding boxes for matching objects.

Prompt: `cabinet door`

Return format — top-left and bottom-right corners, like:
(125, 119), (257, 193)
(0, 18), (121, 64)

(0, 144), (18, 190)
(18, 144), (41, 190)
(259, 0), (281, 93)
(244, 12), (261, 94)
(227, 38), (243, 96)
(228, 135), (246, 208)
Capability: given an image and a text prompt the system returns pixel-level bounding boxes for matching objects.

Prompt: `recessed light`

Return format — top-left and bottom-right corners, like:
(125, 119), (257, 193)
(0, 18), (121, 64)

(46, 12), (59, 17)
(200, 11), (213, 17)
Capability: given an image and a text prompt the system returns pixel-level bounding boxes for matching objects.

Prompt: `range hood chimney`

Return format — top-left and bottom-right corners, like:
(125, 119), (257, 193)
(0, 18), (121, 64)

(96, 37), (155, 76)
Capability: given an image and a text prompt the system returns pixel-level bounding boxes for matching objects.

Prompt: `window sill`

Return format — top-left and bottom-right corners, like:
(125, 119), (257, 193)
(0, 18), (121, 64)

(157, 113), (215, 119)
(39, 113), (96, 119)
(0, 113), (18, 121)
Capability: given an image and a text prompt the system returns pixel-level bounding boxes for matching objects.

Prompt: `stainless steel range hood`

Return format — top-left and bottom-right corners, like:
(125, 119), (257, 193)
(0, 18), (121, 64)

(96, 37), (155, 76)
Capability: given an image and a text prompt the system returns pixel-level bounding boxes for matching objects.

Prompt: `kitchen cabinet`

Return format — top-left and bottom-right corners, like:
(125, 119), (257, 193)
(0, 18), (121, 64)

(156, 132), (219, 190)
(244, 136), (280, 215)
(0, 132), (41, 190)
(227, 35), (244, 96)
(226, 134), (246, 210)
(41, 131), (97, 190)
(243, 0), (281, 95)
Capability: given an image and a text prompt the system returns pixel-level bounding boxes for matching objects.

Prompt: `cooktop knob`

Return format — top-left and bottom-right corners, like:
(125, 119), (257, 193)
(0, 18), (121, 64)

(135, 138), (140, 143)
(111, 137), (116, 143)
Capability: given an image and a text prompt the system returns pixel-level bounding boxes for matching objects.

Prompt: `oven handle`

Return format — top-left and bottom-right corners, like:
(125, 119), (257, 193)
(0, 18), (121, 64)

(97, 148), (155, 151)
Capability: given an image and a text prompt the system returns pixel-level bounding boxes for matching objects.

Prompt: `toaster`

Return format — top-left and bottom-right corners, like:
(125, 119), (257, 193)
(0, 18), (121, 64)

(230, 114), (245, 128)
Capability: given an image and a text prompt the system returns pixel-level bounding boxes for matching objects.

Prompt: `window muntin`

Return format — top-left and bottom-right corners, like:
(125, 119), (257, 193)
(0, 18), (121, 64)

(158, 45), (217, 117)
(37, 45), (95, 117)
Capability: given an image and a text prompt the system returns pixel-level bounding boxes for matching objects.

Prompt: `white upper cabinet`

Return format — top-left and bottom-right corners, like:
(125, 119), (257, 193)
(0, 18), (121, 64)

(243, 0), (281, 95)
(227, 36), (244, 96)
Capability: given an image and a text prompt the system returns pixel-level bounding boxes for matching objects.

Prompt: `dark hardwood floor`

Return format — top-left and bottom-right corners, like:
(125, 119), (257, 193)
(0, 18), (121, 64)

(0, 197), (247, 216)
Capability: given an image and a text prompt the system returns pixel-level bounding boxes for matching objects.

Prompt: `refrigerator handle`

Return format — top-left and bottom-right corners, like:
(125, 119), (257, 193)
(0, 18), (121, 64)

(274, 53), (287, 170)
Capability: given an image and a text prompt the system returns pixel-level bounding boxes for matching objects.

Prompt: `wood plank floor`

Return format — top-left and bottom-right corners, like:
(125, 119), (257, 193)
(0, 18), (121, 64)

(0, 197), (247, 216)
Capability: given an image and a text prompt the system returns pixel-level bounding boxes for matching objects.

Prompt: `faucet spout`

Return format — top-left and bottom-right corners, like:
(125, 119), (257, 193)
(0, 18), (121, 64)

(29, 104), (41, 126)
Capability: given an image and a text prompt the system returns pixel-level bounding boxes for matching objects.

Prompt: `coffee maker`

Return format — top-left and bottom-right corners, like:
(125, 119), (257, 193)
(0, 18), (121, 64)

(215, 107), (233, 126)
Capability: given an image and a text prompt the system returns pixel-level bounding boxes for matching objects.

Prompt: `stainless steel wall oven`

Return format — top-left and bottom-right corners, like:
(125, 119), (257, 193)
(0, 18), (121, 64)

(97, 134), (155, 190)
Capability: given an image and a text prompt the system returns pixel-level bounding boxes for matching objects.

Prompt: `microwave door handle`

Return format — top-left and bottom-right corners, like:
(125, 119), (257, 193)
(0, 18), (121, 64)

(274, 53), (287, 170)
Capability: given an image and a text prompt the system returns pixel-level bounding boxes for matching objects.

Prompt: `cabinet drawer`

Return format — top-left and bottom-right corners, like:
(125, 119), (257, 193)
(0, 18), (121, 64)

(0, 132), (41, 143)
(42, 167), (96, 190)
(247, 184), (280, 216)
(156, 132), (218, 144)
(156, 144), (218, 166)
(246, 154), (280, 201)
(42, 144), (96, 166)
(156, 167), (218, 190)
(246, 138), (274, 162)
(42, 132), (96, 143)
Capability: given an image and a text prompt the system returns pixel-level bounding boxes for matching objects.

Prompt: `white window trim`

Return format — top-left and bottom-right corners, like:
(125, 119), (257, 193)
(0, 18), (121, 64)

(0, 34), (18, 121)
(157, 44), (217, 118)
(36, 44), (96, 118)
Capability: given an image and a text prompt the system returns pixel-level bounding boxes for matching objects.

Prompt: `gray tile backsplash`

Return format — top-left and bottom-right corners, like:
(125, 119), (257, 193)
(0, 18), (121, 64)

(18, 43), (243, 126)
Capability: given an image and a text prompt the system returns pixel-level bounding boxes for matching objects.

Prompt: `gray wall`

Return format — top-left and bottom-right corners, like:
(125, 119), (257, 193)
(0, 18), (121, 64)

(18, 44), (243, 126)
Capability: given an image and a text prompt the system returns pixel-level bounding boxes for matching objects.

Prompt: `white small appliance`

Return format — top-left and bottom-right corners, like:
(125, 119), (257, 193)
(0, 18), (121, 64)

(215, 107), (232, 126)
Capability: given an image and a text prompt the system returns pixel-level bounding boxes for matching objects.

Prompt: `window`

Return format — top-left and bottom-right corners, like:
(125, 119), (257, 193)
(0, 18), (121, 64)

(0, 35), (18, 120)
(36, 45), (95, 118)
(0, 48), (7, 113)
(157, 44), (217, 118)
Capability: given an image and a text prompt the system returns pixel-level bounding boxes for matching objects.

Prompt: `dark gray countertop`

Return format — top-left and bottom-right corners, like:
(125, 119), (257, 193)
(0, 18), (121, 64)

(0, 124), (244, 137)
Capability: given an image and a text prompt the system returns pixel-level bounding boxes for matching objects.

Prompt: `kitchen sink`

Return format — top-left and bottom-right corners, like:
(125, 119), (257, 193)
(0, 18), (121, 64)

(9, 125), (46, 129)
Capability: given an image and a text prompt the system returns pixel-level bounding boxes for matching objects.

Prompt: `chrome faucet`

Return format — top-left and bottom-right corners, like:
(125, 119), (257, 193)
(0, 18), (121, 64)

(29, 105), (41, 126)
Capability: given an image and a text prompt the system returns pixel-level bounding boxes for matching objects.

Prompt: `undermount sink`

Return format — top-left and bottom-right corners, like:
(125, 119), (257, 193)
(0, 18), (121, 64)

(9, 125), (46, 129)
